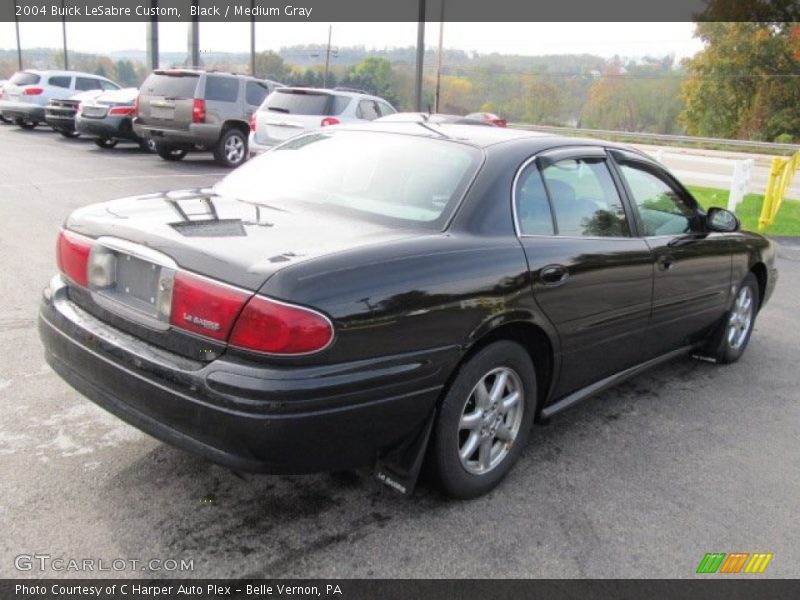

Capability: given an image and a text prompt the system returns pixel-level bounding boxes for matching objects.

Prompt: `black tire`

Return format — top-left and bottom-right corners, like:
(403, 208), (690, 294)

(213, 127), (248, 168)
(138, 138), (157, 153)
(702, 273), (760, 364)
(0, 114), (11, 124)
(59, 129), (80, 139)
(155, 144), (188, 161)
(430, 341), (536, 499)
(94, 137), (118, 149)
(15, 118), (37, 129)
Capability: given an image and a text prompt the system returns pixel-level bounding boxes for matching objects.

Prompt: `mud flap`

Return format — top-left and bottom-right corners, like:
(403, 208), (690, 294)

(373, 409), (436, 496)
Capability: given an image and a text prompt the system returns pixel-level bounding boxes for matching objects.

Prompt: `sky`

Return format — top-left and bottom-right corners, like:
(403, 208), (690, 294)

(0, 21), (704, 59)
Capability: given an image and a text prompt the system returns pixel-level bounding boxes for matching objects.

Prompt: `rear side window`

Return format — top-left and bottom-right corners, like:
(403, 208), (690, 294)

(245, 81), (270, 106)
(541, 158), (630, 238)
(331, 95), (350, 115)
(205, 75), (239, 103)
(142, 73), (199, 98)
(48, 76), (71, 88)
(75, 77), (103, 91)
(266, 90), (332, 115)
(356, 100), (380, 120)
(100, 80), (119, 91)
(10, 72), (40, 85)
(515, 166), (554, 235)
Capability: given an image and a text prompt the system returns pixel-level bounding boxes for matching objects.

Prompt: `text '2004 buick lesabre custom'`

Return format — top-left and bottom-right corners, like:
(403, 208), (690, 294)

(38, 123), (777, 498)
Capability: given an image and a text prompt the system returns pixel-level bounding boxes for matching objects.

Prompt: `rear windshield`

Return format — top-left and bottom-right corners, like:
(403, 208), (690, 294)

(10, 72), (40, 86)
(214, 131), (482, 228)
(141, 72), (199, 98)
(264, 90), (339, 115)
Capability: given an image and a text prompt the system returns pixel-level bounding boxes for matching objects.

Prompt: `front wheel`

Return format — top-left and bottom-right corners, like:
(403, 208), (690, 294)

(138, 138), (157, 153)
(94, 137), (118, 149)
(0, 114), (11, 124)
(703, 273), (760, 364)
(429, 341), (536, 499)
(214, 128), (247, 168)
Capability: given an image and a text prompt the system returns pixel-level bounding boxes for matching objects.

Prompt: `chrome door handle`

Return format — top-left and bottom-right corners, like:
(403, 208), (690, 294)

(540, 265), (568, 286)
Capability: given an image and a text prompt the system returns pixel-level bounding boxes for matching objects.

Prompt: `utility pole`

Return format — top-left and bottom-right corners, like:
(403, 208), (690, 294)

(146, 2), (159, 72)
(250, 0), (256, 76)
(13, 0), (22, 70)
(188, 0), (200, 68)
(414, 0), (426, 111)
(433, 0), (445, 113)
(61, 0), (68, 70)
(323, 25), (332, 88)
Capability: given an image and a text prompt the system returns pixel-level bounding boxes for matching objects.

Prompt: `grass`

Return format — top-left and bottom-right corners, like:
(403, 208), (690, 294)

(686, 185), (800, 237)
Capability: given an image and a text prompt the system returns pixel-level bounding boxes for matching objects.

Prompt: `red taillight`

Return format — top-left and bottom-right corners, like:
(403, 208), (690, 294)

(133, 95), (140, 117)
(320, 117), (340, 127)
(494, 119), (507, 128)
(249, 113), (256, 132)
(23, 87), (44, 95)
(169, 272), (250, 341)
(109, 106), (135, 116)
(229, 296), (333, 355)
(192, 98), (206, 124)
(56, 230), (92, 287)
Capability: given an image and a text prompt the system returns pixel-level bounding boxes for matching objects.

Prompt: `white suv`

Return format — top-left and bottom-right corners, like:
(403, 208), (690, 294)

(0, 70), (120, 129)
(249, 87), (396, 154)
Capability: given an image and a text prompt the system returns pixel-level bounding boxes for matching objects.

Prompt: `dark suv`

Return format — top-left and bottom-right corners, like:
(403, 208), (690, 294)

(133, 70), (282, 167)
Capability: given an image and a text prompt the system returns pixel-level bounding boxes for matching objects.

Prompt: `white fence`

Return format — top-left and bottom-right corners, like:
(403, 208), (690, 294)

(647, 150), (754, 212)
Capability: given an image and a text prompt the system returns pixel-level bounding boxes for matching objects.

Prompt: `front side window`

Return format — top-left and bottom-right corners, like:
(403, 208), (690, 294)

(214, 131), (481, 228)
(618, 163), (697, 236)
(205, 75), (239, 102)
(100, 80), (119, 91)
(540, 158), (629, 237)
(377, 101), (396, 117)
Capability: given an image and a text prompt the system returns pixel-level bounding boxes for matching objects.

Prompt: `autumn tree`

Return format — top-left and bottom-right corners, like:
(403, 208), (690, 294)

(681, 22), (800, 141)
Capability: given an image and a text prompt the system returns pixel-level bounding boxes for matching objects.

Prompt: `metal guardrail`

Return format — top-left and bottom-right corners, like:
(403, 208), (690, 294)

(511, 124), (800, 153)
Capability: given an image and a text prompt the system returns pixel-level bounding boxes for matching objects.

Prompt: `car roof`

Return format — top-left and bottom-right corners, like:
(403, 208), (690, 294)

(276, 86), (389, 102)
(18, 69), (114, 80)
(151, 69), (274, 83)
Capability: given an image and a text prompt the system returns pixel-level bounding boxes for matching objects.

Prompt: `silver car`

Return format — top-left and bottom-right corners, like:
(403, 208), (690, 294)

(76, 88), (153, 151)
(0, 70), (120, 129)
(249, 87), (396, 155)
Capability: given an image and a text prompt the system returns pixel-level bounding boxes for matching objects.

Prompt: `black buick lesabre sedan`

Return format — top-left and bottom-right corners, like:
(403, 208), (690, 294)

(39, 124), (778, 498)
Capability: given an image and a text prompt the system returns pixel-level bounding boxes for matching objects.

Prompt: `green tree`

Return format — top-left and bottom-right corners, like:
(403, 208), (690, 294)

(115, 60), (139, 87)
(341, 57), (396, 104)
(681, 22), (800, 141)
(254, 51), (290, 82)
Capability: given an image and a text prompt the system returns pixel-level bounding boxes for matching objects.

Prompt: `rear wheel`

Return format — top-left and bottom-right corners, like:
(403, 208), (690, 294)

(59, 129), (80, 139)
(138, 138), (157, 153)
(94, 137), (118, 149)
(155, 144), (188, 161)
(430, 341), (536, 499)
(703, 273), (759, 364)
(214, 128), (247, 168)
(15, 118), (37, 129)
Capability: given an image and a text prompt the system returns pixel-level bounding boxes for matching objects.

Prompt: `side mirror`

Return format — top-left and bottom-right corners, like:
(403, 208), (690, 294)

(706, 207), (739, 232)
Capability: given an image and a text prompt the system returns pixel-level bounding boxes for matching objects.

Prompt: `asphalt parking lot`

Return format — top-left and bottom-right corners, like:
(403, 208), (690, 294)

(1, 123), (798, 579)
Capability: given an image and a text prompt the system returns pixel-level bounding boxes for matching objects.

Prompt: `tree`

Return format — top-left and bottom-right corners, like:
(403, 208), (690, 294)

(115, 60), (139, 87)
(680, 22), (800, 141)
(254, 51), (290, 82)
(341, 57), (396, 104)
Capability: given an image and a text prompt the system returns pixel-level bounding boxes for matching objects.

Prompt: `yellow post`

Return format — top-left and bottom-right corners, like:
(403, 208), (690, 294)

(759, 151), (800, 231)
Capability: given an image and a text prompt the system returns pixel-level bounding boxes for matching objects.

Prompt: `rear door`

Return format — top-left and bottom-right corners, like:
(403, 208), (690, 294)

(202, 74), (240, 126)
(515, 146), (654, 397)
(138, 71), (200, 130)
(609, 149), (733, 354)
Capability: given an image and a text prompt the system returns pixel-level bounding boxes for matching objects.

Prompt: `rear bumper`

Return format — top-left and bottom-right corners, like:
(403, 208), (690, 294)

(76, 116), (139, 141)
(133, 120), (220, 147)
(0, 101), (45, 121)
(44, 113), (76, 131)
(38, 276), (451, 474)
(248, 133), (276, 156)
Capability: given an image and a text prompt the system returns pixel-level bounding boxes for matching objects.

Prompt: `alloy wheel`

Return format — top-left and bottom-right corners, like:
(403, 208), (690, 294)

(727, 285), (754, 350)
(225, 134), (245, 164)
(458, 366), (524, 475)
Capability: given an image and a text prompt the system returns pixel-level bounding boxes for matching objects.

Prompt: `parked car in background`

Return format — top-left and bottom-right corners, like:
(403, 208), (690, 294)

(76, 88), (154, 151)
(0, 70), (120, 129)
(249, 87), (396, 155)
(45, 90), (107, 138)
(0, 80), (10, 123)
(133, 69), (282, 167)
(465, 112), (507, 127)
(38, 123), (777, 499)
(376, 112), (494, 126)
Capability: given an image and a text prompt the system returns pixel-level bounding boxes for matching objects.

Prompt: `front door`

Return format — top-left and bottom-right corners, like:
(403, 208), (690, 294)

(514, 147), (654, 398)
(609, 150), (733, 355)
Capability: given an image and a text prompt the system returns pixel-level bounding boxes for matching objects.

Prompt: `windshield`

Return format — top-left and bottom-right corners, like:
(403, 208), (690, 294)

(142, 73), (199, 98)
(214, 131), (482, 228)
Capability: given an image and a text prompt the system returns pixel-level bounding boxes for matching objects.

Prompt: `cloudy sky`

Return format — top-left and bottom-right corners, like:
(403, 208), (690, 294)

(0, 21), (703, 58)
